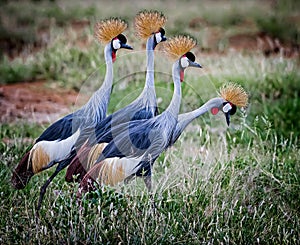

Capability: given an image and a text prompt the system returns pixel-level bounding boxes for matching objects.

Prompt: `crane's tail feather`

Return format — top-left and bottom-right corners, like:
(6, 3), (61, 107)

(77, 158), (128, 199)
(65, 145), (92, 182)
(11, 151), (34, 189)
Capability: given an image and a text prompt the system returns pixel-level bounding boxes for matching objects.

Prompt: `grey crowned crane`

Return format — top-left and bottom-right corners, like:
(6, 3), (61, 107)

(11, 18), (132, 190)
(64, 10), (167, 182)
(35, 11), (167, 212)
(79, 82), (248, 193)
(79, 83), (248, 193)
(76, 35), (202, 194)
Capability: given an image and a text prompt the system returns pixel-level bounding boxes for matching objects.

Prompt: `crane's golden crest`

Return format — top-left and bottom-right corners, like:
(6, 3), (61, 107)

(134, 10), (166, 39)
(94, 18), (127, 44)
(219, 82), (248, 107)
(163, 35), (197, 60)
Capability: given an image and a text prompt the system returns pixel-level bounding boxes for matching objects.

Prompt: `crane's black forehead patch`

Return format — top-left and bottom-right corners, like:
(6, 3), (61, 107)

(185, 52), (195, 62)
(117, 34), (127, 44)
(159, 27), (165, 36)
(230, 104), (237, 115)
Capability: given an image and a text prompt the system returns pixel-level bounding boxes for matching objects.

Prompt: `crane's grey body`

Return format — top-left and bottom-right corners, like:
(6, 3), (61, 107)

(62, 32), (166, 183)
(26, 36), (132, 212)
(35, 43), (114, 146)
(63, 33), (166, 176)
(78, 34), (161, 148)
(95, 59), (183, 178)
(80, 96), (236, 193)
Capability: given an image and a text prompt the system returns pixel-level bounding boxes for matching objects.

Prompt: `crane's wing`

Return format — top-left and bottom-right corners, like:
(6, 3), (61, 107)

(89, 105), (157, 145)
(36, 113), (76, 143)
(95, 119), (157, 162)
(96, 117), (172, 164)
(92, 108), (156, 146)
(74, 98), (158, 150)
(131, 106), (157, 121)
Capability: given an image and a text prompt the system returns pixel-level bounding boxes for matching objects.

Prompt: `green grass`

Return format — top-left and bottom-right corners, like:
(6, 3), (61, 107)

(1, 116), (299, 243)
(1, 55), (299, 242)
(0, 0), (300, 243)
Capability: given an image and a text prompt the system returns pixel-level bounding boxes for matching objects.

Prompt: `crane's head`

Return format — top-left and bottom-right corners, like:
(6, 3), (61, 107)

(94, 18), (133, 62)
(153, 27), (167, 49)
(111, 34), (133, 62)
(210, 83), (248, 126)
(179, 51), (202, 82)
(134, 10), (167, 49)
(163, 35), (202, 82)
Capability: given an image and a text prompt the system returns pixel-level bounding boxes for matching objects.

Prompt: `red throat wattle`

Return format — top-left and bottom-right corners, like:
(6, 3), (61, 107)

(180, 70), (184, 82)
(211, 107), (219, 115)
(112, 51), (116, 63)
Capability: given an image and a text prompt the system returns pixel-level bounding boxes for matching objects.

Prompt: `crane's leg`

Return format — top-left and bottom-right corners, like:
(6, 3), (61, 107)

(124, 174), (135, 185)
(36, 161), (70, 217)
(143, 175), (152, 192)
(143, 175), (157, 213)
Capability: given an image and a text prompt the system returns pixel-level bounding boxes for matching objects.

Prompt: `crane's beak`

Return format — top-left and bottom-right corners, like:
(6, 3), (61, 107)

(121, 43), (133, 50)
(161, 36), (167, 42)
(225, 112), (230, 126)
(189, 61), (202, 68)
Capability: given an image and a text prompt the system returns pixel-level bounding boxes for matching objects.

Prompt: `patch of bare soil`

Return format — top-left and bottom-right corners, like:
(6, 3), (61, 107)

(189, 17), (299, 58)
(0, 20), (91, 124)
(0, 80), (78, 124)
(228, 32), (300, 57)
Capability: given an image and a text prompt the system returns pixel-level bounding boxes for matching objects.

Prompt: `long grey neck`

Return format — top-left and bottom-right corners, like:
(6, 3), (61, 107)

(166, 60), (182, 117)
(97, 43), (113, 105)
(144, 36), (155, 89)
(138, 35), (156, 107)
(177, 97), (224, 131)
(82, 43), (113, 120)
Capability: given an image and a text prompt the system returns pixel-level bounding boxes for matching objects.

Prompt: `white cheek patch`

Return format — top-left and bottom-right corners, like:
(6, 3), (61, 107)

(112, 39), (121, 50)
(155, 32), (162, 43)
(180, 57), (189, 68)
(223, 103), (232, 113)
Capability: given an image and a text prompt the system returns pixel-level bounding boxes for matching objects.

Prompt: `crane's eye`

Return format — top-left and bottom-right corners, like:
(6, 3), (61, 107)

(117, 34), (127, 44)
(185, 52), (195, 62)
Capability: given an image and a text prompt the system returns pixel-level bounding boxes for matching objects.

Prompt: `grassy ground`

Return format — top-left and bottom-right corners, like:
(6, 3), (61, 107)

(1, 0), (300, 243)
